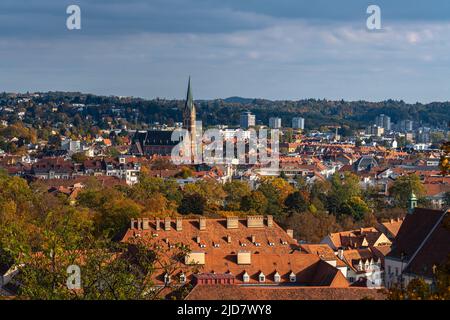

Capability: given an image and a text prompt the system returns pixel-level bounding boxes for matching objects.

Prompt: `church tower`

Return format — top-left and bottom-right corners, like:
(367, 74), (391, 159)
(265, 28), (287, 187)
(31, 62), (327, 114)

(183, 77), (197, 161)
(408, 192), (418, 214)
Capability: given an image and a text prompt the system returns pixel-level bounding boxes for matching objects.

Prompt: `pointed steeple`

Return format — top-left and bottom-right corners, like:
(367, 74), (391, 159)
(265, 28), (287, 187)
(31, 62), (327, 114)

(185, 76), (194, 112)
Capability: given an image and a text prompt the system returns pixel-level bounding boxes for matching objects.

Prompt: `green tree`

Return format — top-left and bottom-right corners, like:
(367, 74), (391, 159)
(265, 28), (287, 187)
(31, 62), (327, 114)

(327, 172), (362, 215)
(389, 174), (425, 208)
(71, 152), (87, 163)
(285, 191), (309, 212)
(240, 191), (268, 214)
(178, 193), (206, 215)
(223, 181), (251, 211)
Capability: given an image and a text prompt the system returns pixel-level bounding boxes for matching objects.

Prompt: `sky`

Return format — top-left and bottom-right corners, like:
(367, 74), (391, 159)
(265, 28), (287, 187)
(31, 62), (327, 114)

(1, 0), (450, 103)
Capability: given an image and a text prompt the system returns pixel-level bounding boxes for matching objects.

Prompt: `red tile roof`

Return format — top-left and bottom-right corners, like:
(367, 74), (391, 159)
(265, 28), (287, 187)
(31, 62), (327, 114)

(185, 285), (387, 300)
(388, 208), (447, 261)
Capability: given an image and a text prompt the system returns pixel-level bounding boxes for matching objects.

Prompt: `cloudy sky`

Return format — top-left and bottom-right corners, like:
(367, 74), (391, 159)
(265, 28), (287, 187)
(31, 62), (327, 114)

(1, 0), (450, 102)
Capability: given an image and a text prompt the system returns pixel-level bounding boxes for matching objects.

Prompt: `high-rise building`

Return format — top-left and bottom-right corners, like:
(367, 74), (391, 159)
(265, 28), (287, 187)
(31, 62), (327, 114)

(399, 120), (413, 132)
(240, 111), (256, 129)
(269, 117), (282, 129)
(366, 125), (384, 137)
(292, 117), (305, 130)
(375, 114), (391, 132)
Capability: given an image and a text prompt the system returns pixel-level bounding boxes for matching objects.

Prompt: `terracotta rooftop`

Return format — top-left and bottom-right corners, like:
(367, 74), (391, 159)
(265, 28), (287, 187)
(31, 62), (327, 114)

(401, 211), (450, 278)
(377, 218), (404, 239)
(325, 227), (390, 249)
(388, 208), (447, 261)
(185, 285), (387, 300)
(121, 216), (349, 287)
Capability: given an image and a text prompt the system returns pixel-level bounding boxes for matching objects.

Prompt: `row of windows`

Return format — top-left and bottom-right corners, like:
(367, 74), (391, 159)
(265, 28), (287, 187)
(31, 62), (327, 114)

(163, 272), (298, 284)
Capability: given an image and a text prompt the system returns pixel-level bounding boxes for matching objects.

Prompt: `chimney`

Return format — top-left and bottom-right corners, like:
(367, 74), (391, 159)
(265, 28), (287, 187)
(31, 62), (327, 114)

(155, 218), (161, 231)
(130, 218), (136, 229)
(227, 235), (232, 243)
(199, 217), (206, 231)
(142, 218), (149, 230)
(164, 217), (171, 231)
(287, 229), (294, 238)
(196, 235), (201, 244)
(251, 235), (256, 243)
(338, 249), (344, 260)
(226, 216), (239, 229)
(267, 215), (273, 227)
(176, 217), (183, 231)
(237, 251), (251, 265)
(247, 215), (264, 228)
(137, 218), (142, 230)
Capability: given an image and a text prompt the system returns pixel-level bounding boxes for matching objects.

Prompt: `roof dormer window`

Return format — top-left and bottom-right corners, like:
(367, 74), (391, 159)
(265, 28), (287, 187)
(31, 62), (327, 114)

(289, 272), (296, 283)
(243, 272), (250, 283)
(164, 273), (171, 285)
(179, 273), (186, 284)
(274, 272), (281, 283)
(259, 272), (265, 283)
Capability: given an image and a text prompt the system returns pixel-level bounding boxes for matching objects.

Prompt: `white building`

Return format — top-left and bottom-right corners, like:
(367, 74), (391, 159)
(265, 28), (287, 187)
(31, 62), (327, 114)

(240, 112), (256, 129)
(292, 117), (305, 130)
(269, 117), (282, 129)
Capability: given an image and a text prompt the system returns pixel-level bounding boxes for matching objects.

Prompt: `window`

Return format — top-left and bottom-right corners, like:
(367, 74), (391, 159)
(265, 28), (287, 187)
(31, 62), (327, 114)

(388, 266), (391, 274)
(164, 273), (171, 285)
(395, 268), (399, 276)
(289, 272), (296, 283)
(274, 272), (281, 283)
(259, 272), (265, 283)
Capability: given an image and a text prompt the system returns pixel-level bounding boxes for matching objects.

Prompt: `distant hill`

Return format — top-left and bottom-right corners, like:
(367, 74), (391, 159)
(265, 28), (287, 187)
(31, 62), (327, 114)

(1, 92), (449, 134)
(223, 97), (257, 104)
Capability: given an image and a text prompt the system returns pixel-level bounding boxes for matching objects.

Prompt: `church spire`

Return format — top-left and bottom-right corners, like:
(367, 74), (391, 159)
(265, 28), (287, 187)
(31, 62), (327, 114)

(185, 76), (194, 112)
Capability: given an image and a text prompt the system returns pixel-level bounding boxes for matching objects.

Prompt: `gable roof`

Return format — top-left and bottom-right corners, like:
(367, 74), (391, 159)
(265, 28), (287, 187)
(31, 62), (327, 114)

(377, 218), (404, 238)
(387, 208), (447, 261)
(403, 213), (450, 278)
(325, 228), (389, 249)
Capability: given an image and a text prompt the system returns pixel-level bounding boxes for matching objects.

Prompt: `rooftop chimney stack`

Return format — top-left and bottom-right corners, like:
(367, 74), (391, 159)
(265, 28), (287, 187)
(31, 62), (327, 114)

(137, 218), (142, 230)
(247, 215), (264, 228)
(155, 218), (161, 231)
(227, 235), (232, 243)
(267, 215), (273, 227)
(196, 236), (201, 244)
(287, 229), (294, 238)
(142, 218), (149, 230)
(176, 217), (183, 231)
(226, 216), (239, 229)
(130, 219), (136, 229)
(199, 217), (206, 231)
(164, 217), (171, 231)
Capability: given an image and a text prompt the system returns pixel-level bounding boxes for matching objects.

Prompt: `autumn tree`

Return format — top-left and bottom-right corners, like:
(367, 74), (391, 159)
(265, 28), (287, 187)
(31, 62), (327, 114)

(240, 191), (268, 214)
(389, 174), (425, 208)
(223, 180), (251, 211)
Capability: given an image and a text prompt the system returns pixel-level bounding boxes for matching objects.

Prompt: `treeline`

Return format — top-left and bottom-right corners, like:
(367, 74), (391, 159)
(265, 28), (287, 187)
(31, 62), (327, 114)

(1, 92), (450, 140)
